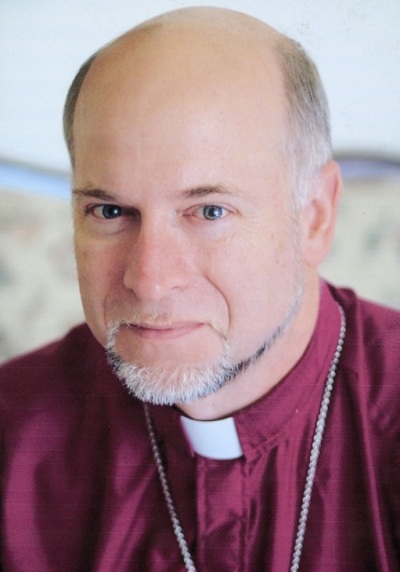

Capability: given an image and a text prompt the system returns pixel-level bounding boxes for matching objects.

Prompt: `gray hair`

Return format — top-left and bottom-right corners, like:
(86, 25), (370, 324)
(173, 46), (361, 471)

(63, 24), (331, 207)
(276, 37), (332, 206)
(63, 52), (97, 164)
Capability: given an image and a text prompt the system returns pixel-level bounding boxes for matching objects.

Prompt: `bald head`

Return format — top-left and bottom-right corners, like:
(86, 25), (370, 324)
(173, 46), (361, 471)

(64, 6), (331, 205)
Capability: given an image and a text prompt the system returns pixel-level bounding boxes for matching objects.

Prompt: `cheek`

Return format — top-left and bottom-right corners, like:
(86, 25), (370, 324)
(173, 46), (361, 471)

(75, 235), (123, 287)
(213, 229), (290, 293)
(74, 239), (125, 338)
(212, 232), (300, 338)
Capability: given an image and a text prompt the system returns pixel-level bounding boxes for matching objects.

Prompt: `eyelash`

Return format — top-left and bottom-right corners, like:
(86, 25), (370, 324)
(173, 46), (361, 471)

(190, 205), (228, 221)
(85, 204), (229, 221)
(85, 204), (131, 220)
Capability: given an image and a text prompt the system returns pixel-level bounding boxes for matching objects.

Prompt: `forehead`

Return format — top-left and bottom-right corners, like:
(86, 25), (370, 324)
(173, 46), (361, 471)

(72, 22), (289, 194)
(75, 19), (286, 127)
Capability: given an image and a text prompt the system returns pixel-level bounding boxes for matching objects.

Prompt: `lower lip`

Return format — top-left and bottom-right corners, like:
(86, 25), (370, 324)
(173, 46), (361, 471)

(127, 323), (203, 341)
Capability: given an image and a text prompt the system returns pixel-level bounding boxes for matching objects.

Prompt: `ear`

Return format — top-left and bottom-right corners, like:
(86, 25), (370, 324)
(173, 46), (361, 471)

(301, 160), (342, 268)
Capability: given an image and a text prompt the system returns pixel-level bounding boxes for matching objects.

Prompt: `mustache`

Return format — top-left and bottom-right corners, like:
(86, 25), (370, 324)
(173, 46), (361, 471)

(111, 311), (176, 328)
(106, 311), (226, 338)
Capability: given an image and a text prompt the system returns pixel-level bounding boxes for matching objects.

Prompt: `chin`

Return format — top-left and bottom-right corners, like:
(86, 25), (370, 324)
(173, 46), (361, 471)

(104, 319), (233, 404)
(106, 343), (236, 405)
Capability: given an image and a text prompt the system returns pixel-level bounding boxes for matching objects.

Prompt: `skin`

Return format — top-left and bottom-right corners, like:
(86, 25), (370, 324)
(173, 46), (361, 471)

(72, 8), (341, 420)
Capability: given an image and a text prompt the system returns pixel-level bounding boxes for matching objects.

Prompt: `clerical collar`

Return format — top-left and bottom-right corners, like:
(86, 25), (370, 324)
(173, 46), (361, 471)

(180, 414), (243, 460)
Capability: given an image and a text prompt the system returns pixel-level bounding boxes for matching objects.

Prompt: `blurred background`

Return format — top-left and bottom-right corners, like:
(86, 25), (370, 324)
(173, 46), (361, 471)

(1, 0), (399, 361)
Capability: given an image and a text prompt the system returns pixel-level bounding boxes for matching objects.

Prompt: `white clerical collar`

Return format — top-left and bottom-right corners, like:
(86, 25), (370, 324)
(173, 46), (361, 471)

(180, 415), (243, 460)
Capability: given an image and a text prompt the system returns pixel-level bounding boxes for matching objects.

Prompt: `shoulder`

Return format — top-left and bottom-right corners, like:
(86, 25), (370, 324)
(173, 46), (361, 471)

(0, 323), (101, 378)
(328, 283), (400, 358)
(0, 324), (108, 419)
(326, 286), (400, 546)
(328, 283), (400, 439)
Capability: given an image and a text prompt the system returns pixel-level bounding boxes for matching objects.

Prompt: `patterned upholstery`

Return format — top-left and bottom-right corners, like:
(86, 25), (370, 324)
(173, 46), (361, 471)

(322, 178), (400, 308)
(0, 189), (82, 361)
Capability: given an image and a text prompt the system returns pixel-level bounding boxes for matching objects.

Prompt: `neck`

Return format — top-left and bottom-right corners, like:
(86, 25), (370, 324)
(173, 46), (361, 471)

(177, 278), (320, 421)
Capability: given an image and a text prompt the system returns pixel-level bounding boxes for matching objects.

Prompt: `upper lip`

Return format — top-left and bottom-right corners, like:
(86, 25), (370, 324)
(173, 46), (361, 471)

(129, 322), (200, 330)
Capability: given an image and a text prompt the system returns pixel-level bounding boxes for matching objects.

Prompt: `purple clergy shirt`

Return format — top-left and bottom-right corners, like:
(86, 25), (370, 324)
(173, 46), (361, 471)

(0, 281), (399, 571)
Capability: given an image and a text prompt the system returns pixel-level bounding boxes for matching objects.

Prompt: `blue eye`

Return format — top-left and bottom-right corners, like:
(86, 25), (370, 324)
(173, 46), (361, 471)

(202, 205), (224, 220)
(100, 204), (122, 219)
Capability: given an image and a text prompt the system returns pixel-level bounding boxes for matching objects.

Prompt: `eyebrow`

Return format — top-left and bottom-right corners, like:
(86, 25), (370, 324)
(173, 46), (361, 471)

(72, 184), (237, 202)
(72, 187), (116, 201)
(181, 185), (236, 198)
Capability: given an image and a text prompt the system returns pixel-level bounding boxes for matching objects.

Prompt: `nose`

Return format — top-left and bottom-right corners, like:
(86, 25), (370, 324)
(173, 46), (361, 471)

(123, 218), (191, 302)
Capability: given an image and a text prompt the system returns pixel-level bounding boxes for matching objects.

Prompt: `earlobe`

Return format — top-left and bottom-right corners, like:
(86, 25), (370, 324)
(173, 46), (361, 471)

(302, 160), (342, 268)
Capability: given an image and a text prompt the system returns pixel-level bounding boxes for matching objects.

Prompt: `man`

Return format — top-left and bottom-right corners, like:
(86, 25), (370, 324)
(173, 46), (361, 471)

(0, 7), (399, 571)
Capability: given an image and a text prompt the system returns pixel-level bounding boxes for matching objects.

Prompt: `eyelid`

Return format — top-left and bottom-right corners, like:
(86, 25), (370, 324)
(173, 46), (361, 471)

(187, 204), (230, 220)
(84, 203), (137, 219)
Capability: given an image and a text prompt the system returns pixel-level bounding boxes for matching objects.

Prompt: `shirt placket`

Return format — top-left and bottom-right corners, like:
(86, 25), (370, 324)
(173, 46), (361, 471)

(195, 455), (245, 571)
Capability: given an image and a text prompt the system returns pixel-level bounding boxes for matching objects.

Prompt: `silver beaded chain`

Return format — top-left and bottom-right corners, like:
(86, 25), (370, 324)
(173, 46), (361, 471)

(290, 304), (346, 571)
(144, 403), (197, 572)
(144, 304), (346, 572)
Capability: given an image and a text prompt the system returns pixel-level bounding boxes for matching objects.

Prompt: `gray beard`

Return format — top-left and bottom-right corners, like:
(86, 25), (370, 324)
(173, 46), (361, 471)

(105, 280), (304, 406)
